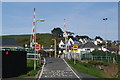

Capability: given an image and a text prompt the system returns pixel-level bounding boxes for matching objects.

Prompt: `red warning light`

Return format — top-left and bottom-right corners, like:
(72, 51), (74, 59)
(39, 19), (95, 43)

(6, 51), (9, 55)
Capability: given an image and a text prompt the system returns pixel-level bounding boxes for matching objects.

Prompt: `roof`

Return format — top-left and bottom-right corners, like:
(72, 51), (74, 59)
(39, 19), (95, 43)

(60, 40), (65, 44)
(0, 38), (20, 47)
(68, 36), (80, 42)
(95, 36), (103, 40)
(81, 42), (100, 49)
(107, 48), (119, 52)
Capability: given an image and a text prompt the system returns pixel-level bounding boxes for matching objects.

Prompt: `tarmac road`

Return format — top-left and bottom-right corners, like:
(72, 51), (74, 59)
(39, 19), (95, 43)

(38, 57), (104, 80)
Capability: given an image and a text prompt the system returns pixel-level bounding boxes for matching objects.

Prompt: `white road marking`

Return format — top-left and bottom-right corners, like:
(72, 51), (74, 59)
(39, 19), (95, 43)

(38, 58), (46, 80)
(38, 58), (82, 80)
(63, 59), (82, 80)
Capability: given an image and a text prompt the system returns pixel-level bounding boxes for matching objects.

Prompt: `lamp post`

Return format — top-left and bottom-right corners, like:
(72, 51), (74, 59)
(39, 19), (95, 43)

(63, 19), (68, 59)
(103, 17), (108, 49)
(103, 17), (108, 61)
(52, 39), (57, 58)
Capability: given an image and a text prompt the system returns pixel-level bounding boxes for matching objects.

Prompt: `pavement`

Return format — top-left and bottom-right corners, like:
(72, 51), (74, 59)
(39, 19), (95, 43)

(38, 57), (104, 80)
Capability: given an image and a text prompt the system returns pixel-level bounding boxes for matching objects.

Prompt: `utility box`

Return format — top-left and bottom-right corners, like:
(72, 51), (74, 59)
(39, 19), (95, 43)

(0, 51), (27, 78)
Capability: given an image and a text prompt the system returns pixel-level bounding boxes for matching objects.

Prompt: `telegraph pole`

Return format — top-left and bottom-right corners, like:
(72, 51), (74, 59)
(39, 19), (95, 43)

(64, 19), (68, 59)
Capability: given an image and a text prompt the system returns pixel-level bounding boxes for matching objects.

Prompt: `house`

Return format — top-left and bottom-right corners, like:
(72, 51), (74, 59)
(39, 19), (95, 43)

(67, 36), (81, 46)
(63, 31), (75, 37)
(0, 38), (22, 50)
(79, 38), (92, 44)
(94, 36), (103, 45)
(59, 34), (82, 54)
(59, 32), (110, 54)
(60, 31), (77, 52)
(101, 46), (108, 52)
(76, 36), (91, 44)
(78, 42), (101, 52)
(59, 40), (65, 49)
(42, 47), (54, 52)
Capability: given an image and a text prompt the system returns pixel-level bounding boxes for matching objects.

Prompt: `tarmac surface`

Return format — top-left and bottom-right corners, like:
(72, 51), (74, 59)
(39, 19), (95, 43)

(39, 57), (104, 80)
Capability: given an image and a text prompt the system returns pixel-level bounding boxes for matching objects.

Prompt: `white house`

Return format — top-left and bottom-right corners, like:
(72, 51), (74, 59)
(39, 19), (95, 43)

(59, 33), (108, 54)
(67, 37), (81, 46)
(79, 38), (88, 44)
(94, 39), (103, 45)
(59, 40), (65, 49)
(101, 46), (108, 52)
(94, 36), (103, 45)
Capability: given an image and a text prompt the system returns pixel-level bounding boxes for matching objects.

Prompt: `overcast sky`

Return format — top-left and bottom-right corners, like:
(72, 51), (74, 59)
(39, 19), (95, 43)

(1, 2), (118, 40)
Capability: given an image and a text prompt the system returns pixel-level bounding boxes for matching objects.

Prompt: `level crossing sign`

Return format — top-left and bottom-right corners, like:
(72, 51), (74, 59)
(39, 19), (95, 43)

(72, 46), (78, 51)
(35, 44), (41, 50)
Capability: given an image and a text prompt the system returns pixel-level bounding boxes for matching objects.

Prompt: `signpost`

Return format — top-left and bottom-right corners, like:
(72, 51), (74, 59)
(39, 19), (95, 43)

(72, 46), (78, 64)
(34, 44), (41, 70)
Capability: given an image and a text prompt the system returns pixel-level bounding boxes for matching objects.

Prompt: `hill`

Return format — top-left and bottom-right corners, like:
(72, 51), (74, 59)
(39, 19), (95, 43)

(1, 33), (54, 47)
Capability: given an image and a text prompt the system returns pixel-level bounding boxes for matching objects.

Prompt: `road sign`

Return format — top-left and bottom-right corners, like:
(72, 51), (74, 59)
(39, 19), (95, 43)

(35, 44), (41, 50)
(72, 46), (78, 51)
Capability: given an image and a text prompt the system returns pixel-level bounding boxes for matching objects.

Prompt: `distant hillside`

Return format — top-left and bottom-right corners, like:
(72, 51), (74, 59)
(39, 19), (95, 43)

(1, 33), (54, 47)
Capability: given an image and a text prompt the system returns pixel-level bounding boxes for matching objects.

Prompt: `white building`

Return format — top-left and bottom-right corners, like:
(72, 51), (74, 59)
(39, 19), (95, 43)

(59, 40), (65, 49)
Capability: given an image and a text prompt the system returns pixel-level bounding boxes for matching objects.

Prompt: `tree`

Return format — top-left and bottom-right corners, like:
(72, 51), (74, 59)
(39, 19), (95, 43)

(51, 27), (63, 37)
(76, 35), (89, 39)
(95, 36), (103, 41)
(66, 31), (74, 35)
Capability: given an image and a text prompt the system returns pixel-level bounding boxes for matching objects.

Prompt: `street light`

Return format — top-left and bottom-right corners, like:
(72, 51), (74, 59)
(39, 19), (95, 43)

(52, 39), (57, 58)
(103, 17), (108, 21)
(103, 17), (108, 49)
(103, 17), (108, 62)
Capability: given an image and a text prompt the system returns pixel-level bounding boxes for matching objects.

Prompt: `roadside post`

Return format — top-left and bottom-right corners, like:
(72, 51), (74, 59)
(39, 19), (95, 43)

(72, 46), (78, 65)
(34, 44), (41, 70)
(52, 39), (57, 58)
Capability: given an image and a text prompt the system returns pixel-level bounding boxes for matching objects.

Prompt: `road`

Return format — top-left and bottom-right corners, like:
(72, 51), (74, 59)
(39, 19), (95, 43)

(38, 58), (104, 80)
(38, 58), (80, 80)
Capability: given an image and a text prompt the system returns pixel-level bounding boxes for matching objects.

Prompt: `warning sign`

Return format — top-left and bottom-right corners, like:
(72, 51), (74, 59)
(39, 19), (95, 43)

(35, 44), (41, 50)
(72, 46), (78, 51)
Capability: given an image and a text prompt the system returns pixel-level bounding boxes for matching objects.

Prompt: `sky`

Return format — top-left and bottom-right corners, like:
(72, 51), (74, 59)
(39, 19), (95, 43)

(1, 2), (119, 40)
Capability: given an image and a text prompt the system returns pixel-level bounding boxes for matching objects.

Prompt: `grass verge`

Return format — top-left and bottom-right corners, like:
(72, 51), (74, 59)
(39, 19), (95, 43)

(67, 60), (104, 78)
